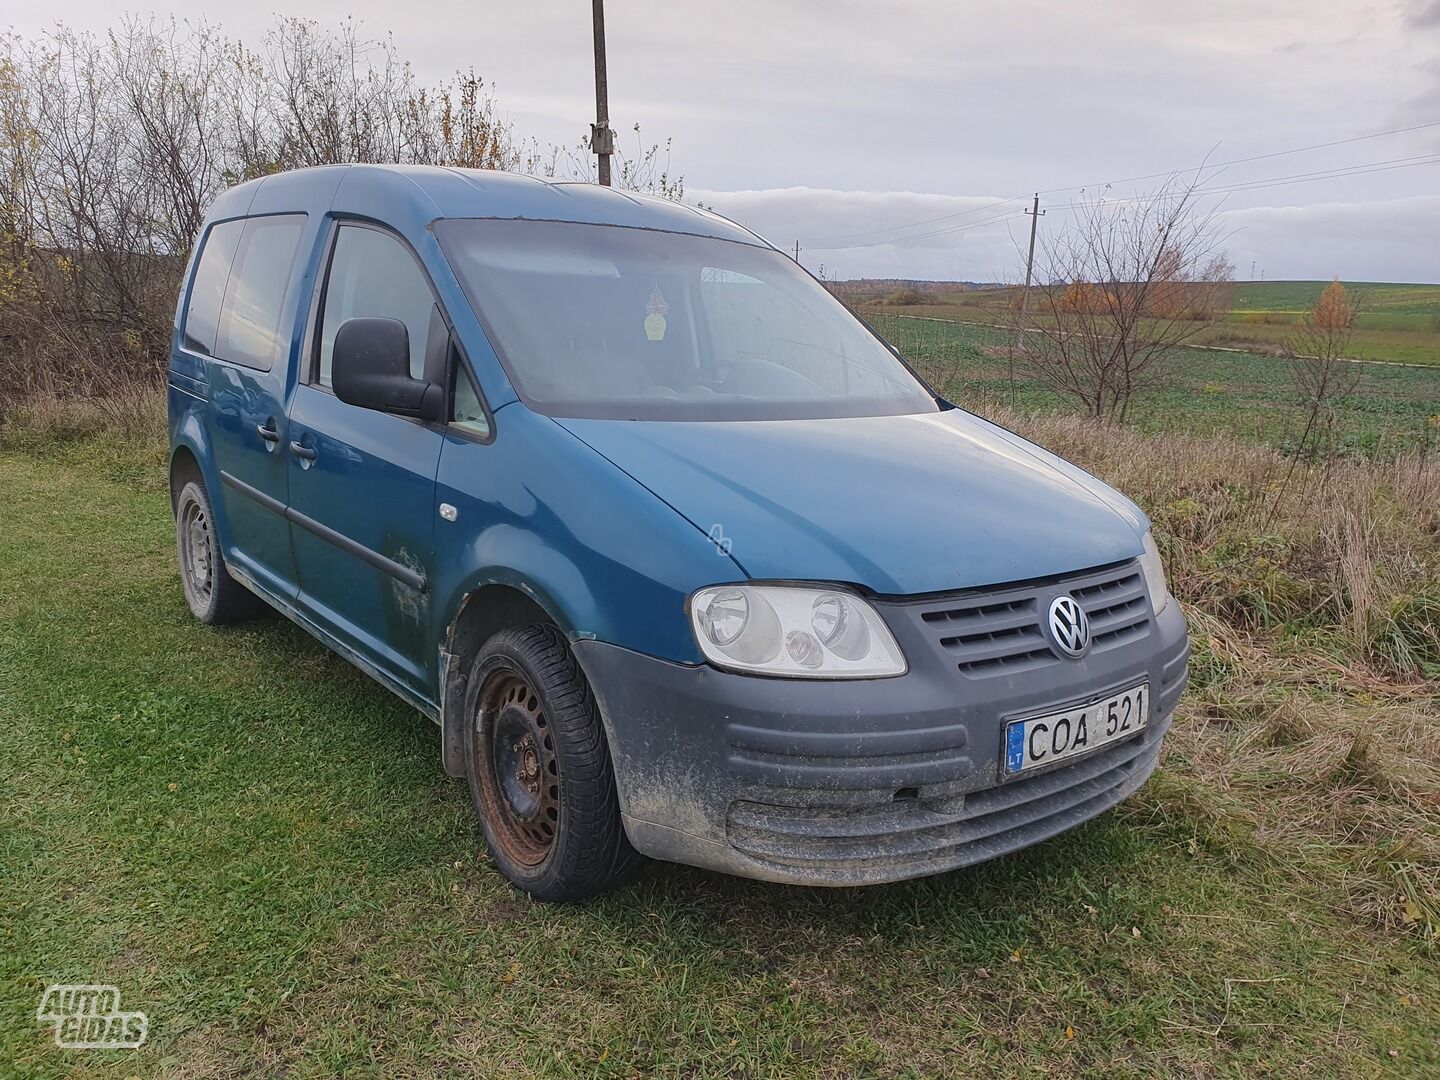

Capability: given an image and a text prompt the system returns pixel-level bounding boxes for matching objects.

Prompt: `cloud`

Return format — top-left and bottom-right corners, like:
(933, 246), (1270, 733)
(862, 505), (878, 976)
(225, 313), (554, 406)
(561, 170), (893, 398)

(692, 187), (1034, 282)
(7, 1), (1438, 280)
(1215, 195), (1440, 282)
(694, 186), (1440, 283)
(1408, 0), (1440, 28)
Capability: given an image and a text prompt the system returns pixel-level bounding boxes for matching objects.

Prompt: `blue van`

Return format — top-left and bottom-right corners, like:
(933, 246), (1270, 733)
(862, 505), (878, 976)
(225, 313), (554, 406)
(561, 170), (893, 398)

(168, 165), (1188, 900)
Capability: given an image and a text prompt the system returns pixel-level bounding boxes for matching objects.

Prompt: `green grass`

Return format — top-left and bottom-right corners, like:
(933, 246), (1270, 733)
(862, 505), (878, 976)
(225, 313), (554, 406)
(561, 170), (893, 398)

(1228, 281), (1440, 316)
(2, 433), (1438, 1075)
(865, 314), (1440, 456)
(848, 280), (1440, 366)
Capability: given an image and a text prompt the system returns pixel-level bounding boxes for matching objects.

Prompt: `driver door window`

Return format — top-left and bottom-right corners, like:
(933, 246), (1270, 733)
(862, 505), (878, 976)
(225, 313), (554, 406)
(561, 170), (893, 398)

(317, 225), (436, 385)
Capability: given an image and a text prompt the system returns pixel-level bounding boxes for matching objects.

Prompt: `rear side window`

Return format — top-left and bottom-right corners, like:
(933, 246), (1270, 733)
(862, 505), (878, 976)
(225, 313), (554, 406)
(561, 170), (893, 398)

(183, 219), (243, 355)
(211, 215), (308, 371)
(318, 225), (435, 385)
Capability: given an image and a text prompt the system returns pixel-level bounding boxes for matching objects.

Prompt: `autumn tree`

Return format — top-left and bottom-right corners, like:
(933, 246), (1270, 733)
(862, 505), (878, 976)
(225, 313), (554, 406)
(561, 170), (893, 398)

(0, 17), (684, 401)
(1287, 279), (1360, 457)
(1019, 175), (1233, 420)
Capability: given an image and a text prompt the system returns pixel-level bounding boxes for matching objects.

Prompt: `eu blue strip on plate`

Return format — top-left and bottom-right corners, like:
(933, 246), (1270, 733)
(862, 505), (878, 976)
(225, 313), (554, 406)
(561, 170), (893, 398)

(1006, 721), (1026, 773)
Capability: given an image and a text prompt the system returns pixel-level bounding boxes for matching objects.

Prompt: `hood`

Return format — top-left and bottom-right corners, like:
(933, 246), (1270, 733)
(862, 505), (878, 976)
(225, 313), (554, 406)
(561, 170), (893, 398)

(555, 408), (1147, 596)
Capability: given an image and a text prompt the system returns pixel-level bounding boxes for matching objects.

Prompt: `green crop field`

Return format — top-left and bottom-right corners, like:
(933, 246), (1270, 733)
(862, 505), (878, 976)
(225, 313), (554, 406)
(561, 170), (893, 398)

(864, 314), (1440, 456)
(1228, 281), (1440, 316)
(846, 281), (1440, 366)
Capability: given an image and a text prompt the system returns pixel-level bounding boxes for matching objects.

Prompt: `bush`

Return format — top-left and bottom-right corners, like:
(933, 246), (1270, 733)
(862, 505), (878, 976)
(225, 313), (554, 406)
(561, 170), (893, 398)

(883, 288), (928, 306)
(0, 17), (681, 406)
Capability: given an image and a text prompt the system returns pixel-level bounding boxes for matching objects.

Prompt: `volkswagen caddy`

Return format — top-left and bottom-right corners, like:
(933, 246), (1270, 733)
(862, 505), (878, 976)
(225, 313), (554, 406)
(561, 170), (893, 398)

(167, 165), (1188, 900)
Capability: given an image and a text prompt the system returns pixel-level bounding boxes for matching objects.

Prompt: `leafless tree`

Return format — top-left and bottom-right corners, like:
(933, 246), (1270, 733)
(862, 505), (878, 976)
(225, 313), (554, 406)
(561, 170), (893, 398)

(543, 123), (686, 200)
(0, 17), (684, 401)
(1262, 280), (1362, 526)
(1287, 279), (1362, 462)
(1020, 176), (1234, 420)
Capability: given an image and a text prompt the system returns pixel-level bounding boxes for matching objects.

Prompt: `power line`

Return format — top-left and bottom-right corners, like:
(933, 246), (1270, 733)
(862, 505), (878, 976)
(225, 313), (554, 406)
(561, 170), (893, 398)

(808, 151), (1440, 251)
(806, 207), (1025, 251)
(1036, 118), (1440, 198)
(1042, 153), (1440, 214)
(805, 194), (1029, 247)
(802, 118), (1440, 249)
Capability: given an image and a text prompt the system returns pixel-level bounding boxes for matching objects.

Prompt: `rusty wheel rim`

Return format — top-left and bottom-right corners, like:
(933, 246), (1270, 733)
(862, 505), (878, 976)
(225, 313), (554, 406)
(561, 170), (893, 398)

(474, 669), (559, 867)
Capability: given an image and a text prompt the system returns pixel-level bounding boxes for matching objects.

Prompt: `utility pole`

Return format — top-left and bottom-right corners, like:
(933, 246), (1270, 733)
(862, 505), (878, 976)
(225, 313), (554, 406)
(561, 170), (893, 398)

(590, 0), (614, 186)
(1008, 194), (1044, 405)
(794, 240), (800, 264)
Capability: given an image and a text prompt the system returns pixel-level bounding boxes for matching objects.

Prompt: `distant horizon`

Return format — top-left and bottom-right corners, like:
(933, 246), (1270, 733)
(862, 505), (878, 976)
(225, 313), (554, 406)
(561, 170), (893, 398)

(825, 276), (1440, 287)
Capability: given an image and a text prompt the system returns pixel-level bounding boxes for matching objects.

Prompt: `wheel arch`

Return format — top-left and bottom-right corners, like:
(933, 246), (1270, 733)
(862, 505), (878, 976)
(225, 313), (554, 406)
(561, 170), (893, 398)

(168, 444), (203, 510)
(168, 416), (216, 513)
(438, 579), (566, 777)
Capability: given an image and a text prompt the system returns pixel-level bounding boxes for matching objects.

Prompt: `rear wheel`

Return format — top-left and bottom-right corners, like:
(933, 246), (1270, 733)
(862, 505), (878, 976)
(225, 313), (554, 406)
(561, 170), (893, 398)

(463, 625), (636, 901)
(174, 478), (260, 624)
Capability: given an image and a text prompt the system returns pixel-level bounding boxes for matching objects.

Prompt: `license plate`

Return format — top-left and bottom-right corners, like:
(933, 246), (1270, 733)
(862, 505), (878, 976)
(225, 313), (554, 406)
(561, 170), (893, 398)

(1004, 683), (1149, 775)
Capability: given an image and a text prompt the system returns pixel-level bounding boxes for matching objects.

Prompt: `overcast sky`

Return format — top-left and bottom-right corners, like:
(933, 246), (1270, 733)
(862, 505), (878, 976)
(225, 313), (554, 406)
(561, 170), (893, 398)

(10, 1), (1440, 281)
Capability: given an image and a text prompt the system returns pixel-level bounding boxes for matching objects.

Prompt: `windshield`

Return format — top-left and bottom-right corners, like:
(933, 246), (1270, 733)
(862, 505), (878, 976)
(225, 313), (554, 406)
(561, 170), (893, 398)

(436, 219), (939, 421)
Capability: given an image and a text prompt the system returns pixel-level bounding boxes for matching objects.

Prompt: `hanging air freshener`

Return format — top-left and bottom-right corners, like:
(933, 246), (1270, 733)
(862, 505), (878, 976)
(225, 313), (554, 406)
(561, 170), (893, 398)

(644, 283), (669, 341)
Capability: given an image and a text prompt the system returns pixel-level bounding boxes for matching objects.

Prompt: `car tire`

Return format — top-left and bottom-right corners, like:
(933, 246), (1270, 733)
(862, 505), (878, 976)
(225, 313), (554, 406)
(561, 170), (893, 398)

(463, 624), (637, 901)
(174, 478), (261, 625)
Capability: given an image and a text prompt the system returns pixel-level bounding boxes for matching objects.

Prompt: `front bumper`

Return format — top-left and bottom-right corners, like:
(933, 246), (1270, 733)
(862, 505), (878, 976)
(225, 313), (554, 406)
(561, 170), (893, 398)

(574, 576), (1189, 887)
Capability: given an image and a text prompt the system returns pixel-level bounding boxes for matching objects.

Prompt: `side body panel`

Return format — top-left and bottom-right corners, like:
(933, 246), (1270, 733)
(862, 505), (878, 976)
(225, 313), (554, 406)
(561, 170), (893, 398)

(431, 405), (737, 668)
(287, 386), (443, 695)
(168, 168), (348, 601)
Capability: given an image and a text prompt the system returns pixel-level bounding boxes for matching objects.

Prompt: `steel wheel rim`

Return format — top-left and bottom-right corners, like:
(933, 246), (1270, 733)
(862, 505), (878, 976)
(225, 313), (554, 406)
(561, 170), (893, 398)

(474, 669), (559, 867)
(179, 495), (213, 606)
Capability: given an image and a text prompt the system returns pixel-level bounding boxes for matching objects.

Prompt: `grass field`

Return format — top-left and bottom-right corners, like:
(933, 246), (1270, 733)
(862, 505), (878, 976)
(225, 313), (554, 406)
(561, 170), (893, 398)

(866, 314), (1440, 457)
(2, 400), (1438, 1077)
(847, 281), (1440, 366)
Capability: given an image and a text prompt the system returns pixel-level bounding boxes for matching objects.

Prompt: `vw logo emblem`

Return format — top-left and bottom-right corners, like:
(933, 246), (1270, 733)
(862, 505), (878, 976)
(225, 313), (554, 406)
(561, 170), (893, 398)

(1047, 595), (1091, 658)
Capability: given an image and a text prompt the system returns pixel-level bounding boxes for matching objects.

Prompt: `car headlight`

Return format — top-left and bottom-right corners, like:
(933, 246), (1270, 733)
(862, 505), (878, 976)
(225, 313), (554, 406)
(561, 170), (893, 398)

(690, 585), (906, 678)
(1139, 531), (1169, 616)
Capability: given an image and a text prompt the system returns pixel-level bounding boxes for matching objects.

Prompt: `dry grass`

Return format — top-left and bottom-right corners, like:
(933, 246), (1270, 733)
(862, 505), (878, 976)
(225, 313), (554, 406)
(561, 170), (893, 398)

(997, 407), (1440, 674)
(995, 407), (1440, 942)
(0, 384), (168, 489)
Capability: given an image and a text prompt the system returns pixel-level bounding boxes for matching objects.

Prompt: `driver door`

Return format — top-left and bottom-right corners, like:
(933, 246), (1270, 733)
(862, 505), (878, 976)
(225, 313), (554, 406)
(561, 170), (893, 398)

(286, 223), (448, 698)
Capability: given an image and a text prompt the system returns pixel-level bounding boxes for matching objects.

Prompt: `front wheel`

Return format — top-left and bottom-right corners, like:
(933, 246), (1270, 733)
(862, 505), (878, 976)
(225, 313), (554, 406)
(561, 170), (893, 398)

(463, 625), (636, 901)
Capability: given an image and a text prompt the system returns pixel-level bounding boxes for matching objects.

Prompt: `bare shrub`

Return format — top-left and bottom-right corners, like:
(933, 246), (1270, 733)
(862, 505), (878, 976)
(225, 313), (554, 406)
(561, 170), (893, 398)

(1287, 280), (1361, 444)
(1260, 281), (1364, 524)
(0, 17), (683, 404)
(541, 123), (686, 200)
(1020, 176), (1233, 419)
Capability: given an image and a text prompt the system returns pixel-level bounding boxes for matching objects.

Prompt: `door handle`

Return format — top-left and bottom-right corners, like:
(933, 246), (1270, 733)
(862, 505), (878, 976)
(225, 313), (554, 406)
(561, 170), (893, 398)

(289, 440), (317, 461)
(256, 421), (280, 443)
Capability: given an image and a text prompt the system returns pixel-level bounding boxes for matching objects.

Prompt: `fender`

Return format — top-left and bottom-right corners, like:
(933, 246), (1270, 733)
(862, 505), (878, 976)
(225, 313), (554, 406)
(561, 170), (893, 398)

(434, 562), (582, 779)
(168, 391), (224, 523)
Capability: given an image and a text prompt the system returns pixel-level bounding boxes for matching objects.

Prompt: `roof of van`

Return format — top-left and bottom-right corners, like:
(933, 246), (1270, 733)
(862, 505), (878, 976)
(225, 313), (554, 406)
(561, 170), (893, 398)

(224, 164), (770, 249)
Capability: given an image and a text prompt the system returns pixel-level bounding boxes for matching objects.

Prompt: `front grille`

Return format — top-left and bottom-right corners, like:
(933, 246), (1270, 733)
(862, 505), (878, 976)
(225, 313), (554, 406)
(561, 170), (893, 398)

(913, 561), (1152, 677)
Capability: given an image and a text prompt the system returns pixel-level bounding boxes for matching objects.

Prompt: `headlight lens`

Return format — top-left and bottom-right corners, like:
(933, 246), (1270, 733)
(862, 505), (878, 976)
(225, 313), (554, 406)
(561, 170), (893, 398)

(1139, 531), (1169, 616)
(691, 585), (906, 678)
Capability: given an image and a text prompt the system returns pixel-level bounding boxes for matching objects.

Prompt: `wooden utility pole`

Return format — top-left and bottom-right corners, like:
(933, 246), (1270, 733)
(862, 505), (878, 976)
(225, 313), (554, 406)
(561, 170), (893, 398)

(794, 240), (800, 263)
(1008, 194), (1044, 405)
(591, 0), (614, 186)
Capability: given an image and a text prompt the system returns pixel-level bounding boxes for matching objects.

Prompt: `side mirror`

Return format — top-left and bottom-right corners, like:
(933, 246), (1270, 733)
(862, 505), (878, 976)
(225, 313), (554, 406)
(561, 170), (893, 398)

(332, 317), (443, 422)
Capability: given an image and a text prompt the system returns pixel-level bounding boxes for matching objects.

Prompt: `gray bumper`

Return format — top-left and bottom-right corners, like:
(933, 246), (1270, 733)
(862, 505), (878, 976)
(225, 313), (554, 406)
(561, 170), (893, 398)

(575, 586), (1189, 887)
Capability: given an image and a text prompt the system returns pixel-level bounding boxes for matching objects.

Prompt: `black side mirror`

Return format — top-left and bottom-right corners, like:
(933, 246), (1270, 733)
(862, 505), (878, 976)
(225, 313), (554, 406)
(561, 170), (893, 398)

(332, 317), (443, 422)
